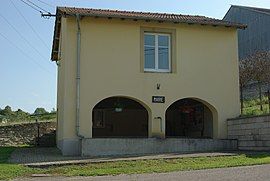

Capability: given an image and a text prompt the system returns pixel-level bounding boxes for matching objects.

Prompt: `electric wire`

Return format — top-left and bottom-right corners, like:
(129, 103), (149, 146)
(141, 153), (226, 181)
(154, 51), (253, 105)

(36, 0), (54, 8)
(0, 13), (49, 63)
(19, 0), (43, 14)
(26, 0), (50, 14)
(0, 31), (53, 75)
(10, 0), (50, 50)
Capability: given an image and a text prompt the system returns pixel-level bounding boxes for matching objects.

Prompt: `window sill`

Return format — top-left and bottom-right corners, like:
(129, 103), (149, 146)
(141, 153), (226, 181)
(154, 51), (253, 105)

(144, 70), (172, 74)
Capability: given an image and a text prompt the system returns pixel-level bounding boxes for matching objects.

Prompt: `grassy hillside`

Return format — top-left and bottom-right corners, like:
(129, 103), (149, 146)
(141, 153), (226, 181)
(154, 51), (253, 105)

(243, 96), (269, 116)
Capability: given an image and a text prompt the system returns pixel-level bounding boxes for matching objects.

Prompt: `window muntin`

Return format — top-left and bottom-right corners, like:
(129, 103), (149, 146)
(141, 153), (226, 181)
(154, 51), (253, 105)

(144, 33), (171, 72)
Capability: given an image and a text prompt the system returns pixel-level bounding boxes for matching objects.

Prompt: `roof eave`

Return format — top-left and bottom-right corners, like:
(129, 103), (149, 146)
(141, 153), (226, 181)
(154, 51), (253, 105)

(50, 7), (247, 61)
(51, 8), (62, 61)
(58, 8), (246, 28)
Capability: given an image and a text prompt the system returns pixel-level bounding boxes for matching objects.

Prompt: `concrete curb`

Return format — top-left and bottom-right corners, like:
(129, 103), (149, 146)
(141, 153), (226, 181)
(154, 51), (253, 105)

(25, 152), (238, 168)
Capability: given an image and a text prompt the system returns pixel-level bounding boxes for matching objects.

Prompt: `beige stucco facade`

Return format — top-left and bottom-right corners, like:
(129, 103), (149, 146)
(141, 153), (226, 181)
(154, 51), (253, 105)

(55, 16), (240, 155)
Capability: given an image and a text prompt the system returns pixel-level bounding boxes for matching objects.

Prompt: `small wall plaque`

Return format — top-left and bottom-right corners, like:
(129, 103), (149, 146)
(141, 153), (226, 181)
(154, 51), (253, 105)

(152, 96), (165, 103)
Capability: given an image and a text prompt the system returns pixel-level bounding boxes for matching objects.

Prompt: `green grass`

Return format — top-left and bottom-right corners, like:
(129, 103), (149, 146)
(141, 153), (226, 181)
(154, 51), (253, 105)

(0, 113), (56, 125)
(49, 154), (270, 177)
(243, 104), (269, 116)
(1, 147), (270, 180)
(242, 96), (269, 116)
(0, 147), (15, 163)
(0, 147), (43, 180)
(0, 147), (31, 180)
(0, 119), (56, 127)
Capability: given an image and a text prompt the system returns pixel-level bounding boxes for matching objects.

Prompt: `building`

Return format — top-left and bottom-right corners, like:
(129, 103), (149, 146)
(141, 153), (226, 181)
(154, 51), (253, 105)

(224, 5), (270, 99)
(224, 5), (270, 60)
(51, 7), (245, 156)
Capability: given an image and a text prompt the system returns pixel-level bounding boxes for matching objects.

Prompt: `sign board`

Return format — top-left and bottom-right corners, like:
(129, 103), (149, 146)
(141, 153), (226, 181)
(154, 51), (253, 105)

(152, 96), (165, 103)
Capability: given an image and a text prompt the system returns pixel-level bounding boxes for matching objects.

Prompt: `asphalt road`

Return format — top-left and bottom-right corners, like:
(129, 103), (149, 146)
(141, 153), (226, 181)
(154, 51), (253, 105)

(15, 164), (270, 181)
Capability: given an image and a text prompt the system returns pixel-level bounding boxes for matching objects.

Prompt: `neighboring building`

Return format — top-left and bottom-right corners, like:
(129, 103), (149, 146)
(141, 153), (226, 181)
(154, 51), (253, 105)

(223, 5), (270, 60)
(51, 7), (245, 156)
(224, 5), (270, 99)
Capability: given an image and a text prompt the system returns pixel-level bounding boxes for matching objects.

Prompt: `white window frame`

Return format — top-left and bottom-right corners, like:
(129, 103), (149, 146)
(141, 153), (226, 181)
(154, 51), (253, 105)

(144, 33), (171, 73)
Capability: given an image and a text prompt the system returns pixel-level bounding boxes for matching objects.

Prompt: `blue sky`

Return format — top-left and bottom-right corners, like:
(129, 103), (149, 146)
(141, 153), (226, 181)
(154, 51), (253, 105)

(1, 0), (270, 113)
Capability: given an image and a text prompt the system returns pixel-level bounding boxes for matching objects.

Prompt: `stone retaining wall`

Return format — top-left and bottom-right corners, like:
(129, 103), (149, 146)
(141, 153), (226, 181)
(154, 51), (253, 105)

(0, 121), (56, 146)
(228, 114), (270, 151)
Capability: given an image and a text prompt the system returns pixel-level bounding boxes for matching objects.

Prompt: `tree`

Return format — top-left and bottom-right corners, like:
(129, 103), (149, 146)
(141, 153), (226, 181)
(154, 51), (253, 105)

(248, 51), (270, 111)
(0, 105), (14, 116)
(239, 51), (270, 114)
(34, 108), (48, 115)
(239, 57), (254, 114)
(51, 108), (56, 113)
(15, 109), (30, 120)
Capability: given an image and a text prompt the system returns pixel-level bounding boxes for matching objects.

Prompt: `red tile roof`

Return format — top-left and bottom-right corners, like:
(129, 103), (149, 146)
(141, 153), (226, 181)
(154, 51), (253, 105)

(58, 7), (246, 28)
(51, 7), (247, 61)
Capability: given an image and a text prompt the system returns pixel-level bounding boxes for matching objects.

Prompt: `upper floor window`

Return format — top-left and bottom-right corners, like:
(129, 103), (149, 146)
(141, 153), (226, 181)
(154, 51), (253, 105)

(144, 33), (171, 72)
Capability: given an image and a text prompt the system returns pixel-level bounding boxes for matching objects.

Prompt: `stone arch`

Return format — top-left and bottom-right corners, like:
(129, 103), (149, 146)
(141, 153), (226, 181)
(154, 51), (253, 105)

(165, 97), (218, 138)
(92, 96), (151, 138)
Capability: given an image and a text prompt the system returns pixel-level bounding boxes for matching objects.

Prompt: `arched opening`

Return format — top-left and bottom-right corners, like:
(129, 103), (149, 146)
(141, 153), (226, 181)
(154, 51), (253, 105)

(92, 97), (149, 138)
(165, 98), (214, 138)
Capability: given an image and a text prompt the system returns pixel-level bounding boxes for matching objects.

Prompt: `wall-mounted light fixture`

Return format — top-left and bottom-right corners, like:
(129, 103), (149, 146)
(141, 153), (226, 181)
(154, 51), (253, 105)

(114, 98), (124, 112)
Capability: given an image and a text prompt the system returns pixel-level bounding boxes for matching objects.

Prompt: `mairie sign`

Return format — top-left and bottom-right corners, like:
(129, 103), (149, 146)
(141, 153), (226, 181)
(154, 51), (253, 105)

(152, 96), (165, 103)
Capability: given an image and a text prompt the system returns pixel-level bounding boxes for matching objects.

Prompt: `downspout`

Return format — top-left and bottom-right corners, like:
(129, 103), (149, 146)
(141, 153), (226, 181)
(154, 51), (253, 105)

(75, 14), (84, 139)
